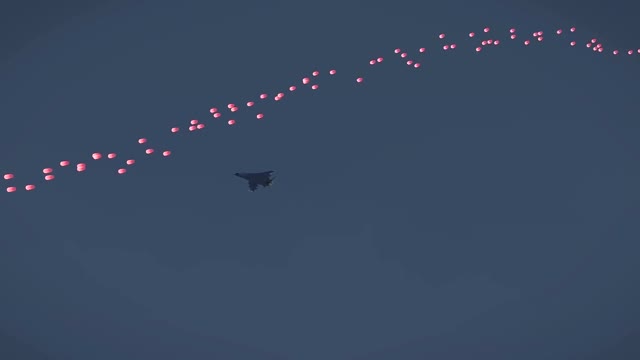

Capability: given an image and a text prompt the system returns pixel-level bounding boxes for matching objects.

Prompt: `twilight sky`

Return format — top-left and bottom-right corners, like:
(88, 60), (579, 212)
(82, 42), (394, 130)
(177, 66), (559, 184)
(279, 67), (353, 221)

(1, 0), (639, 359)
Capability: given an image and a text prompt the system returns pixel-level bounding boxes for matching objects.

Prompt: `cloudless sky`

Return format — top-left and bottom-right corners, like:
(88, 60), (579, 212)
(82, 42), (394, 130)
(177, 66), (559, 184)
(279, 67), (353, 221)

(1, 0), (639, 359)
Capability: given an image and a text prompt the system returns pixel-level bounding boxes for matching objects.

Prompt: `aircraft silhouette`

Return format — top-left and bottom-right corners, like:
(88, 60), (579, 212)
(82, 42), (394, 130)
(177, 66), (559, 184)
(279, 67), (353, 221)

(234, 171), (275, 192)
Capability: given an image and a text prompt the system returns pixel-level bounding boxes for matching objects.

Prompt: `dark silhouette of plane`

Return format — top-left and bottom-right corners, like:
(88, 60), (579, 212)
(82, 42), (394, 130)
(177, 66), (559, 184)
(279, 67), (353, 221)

(234, 171), (275, 192)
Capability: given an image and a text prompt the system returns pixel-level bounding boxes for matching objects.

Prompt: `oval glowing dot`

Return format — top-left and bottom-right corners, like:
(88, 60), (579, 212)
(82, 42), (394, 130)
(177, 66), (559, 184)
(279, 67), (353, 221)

(45, 175), (55, 181)
(289, 86), (296, 91)
(476, 47), (482, 52)
(228, 120), (236, 125)
(189, 125), (196, 131)
(494, 40), (500, 45)
(190, 119), (198, 125)
(277, 92), (284, 97)
(171, 127), (179, 133)
(419, 47), (426, 52)
(587, 43), (592, 48)
(118, 168), (126, 174)
(25, 185), (35, 191)
(482, 40), (487, 46)
(570, 27), (576, 32)
(231, 106), (238, 112)
(329, 69), (336, 75)
(369, 59), (376, 65)
(76, 166), (86, 172)
(438, 33), (445, 39)
(377, 57), (383, 62)
(312, 71), (319, 76)
(60, 160), (69, 167)
(92, 153), (102, 160)
(162, 151), (171, 157)
(302, 77), (310, 84)
(145, 148), (154, 155)
(213, 113), (221, 118)
(256, 113), (264, 119)
(414, 63), (421, 68)
(260, 93), (267, 99)
(196, 123), (205, 129)
(227, 103), (234, 109)
(107, 153), (116, 159)
(3, 173), (14, 180)
(509, 28), (516, 33)
(613, 50), (619, 55)
(556, 29), (562, 34)
(451, 44), (457, 49)
(138, 138), (147, 144)
(524, 40), (531, 45)
(468, 32), (475, 37)
(484, 27), (490, 32)
(538, 36), (543, 41)
(394, 48), (401, 53)
(443, 45), (449, 50)
(406, 60), (413, 65)
(510, 34), (517, 39)
(43, 168), (53, 174)
(247, 101), (254, 107)
(356, 77), (363, 83)
(400, 52), (407, 58)
(126, 159), (135, 165)
(570, 41), (576, 46)
(311, 84), (319, 90)
(6, 187), (16, 193)
(599, 48), (603, 53)
(628, 50), (633, 55)
(274, 96), (281, 101)
(209, 108), (217, 113)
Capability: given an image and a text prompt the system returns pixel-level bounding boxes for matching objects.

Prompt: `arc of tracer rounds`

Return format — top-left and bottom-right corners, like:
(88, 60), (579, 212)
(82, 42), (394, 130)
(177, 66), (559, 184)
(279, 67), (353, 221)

(3, 24), (639, 194)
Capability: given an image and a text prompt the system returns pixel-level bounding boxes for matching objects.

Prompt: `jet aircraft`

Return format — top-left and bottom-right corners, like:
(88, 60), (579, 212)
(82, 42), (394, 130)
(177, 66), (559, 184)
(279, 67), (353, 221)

(234, 171), (275, 192)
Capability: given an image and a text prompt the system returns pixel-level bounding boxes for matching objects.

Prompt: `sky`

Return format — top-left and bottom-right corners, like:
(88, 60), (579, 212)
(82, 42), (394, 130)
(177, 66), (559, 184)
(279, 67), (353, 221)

(1, 0), (639, 359)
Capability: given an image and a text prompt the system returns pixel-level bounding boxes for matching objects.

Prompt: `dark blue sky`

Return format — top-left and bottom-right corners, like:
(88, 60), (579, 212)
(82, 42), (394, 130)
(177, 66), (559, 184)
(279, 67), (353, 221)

(1, 0), (639, 359)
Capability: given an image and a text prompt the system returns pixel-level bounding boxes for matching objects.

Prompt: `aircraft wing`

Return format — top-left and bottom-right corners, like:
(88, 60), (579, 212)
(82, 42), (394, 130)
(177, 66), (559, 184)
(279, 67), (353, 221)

(248, 181), (258, 192)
